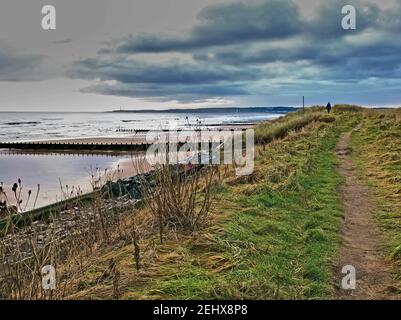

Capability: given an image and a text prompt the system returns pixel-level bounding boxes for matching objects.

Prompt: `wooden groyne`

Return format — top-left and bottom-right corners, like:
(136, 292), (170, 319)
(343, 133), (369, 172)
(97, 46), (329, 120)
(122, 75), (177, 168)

(0, 127), (250, 152)
(0, 141), (152, 152)
(0, 141), (218, 152)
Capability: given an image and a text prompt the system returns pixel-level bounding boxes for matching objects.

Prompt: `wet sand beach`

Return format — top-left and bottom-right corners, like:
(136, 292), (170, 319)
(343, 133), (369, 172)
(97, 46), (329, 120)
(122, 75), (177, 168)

(0, 153), (142, 210)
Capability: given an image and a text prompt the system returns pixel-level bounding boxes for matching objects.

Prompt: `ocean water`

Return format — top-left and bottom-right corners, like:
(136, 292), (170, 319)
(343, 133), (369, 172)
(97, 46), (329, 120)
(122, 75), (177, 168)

(0, 111), (280, 142)
(0, 110), (282, 209)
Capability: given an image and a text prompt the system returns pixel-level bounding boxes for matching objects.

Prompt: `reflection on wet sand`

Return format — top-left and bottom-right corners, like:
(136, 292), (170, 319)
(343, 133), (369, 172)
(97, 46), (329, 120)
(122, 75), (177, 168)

(0, 151), (143, 211)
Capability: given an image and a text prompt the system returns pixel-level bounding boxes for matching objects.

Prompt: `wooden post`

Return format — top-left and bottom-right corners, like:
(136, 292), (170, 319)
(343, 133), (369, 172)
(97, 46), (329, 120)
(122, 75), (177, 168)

(303, 96), (305, 111)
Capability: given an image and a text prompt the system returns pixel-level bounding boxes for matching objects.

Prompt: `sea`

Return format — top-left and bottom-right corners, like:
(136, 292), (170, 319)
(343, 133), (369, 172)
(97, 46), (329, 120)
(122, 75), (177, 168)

(0, 109), (288, 209)
(0, 110), (284, 142)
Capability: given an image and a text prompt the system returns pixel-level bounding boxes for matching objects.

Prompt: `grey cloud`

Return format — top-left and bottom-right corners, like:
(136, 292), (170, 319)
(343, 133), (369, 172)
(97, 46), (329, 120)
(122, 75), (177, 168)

(193, 45), (317, 65)
(0, 45), (44, 81)
(70, 56), (259, 102)
(69, 52), (266, 102)
(81, 82), (248, 103)
(110, 0), (302, 53)
(71, 0), (401, 104)
(192, 31), (401, 81)
(70, 57), (262, 84)
(105, 0), (391, 54)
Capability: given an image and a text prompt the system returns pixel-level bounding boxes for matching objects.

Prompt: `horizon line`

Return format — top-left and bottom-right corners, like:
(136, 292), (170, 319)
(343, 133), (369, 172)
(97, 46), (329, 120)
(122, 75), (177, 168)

(0, 104), (399, 113)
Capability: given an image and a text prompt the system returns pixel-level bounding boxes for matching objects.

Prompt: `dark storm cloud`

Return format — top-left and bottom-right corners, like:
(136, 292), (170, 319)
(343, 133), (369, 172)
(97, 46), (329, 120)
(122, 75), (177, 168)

(106, 0), (389, 54)
(0, 45), (43, 81)
(192, 45), (317, 65)
(193, 34), (401, 80)
(70, 0), (401, 104)
(70, 57), (259, 102)
(111, 0), (302, 53)
(81, 82), (248, 103)
(71, 58), (261, 84)
(188, 0), (401, 83)
(72, 0), (304, 102)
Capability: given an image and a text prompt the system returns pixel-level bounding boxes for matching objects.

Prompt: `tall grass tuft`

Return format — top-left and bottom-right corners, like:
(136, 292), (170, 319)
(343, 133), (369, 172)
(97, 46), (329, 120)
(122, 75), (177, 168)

(254, 110), (335, 146)
(140, 164), (222, 236)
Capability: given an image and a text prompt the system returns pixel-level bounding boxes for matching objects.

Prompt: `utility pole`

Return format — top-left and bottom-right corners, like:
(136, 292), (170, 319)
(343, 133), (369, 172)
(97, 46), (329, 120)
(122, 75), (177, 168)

(302, 96), (305, 111)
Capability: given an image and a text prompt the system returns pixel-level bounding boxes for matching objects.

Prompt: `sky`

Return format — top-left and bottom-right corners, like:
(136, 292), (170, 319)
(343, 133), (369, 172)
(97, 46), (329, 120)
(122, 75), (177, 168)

(0, 0), (401, 112)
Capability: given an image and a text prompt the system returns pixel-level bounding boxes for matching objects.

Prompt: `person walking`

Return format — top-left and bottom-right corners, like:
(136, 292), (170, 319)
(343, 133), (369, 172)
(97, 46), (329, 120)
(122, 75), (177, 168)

(326, 102), (332, 114)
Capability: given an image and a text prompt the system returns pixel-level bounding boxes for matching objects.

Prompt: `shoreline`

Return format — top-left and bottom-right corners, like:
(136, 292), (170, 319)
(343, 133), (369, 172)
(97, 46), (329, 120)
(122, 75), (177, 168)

(0, 153), (142, 212)
(0, 120), (269, 212)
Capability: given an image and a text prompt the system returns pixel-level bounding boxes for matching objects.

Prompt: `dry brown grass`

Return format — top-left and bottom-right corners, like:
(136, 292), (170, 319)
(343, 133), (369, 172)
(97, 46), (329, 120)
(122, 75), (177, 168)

(59, 111), (345, 299)
(0, 153), (227, 299)
(255, 108), (335, 146)
(141, 164), (224, 234)
(0, 168), (139, 299)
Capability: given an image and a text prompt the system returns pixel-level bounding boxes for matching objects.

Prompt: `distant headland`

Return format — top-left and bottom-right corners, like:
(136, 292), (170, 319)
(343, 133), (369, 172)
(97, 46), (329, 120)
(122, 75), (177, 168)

(107, 106), (299, 114)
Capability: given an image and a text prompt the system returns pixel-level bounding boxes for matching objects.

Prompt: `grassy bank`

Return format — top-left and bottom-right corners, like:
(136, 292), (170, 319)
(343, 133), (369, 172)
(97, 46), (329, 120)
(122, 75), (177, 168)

(5, 106), (399, 300)
(65, 108), (358, 299)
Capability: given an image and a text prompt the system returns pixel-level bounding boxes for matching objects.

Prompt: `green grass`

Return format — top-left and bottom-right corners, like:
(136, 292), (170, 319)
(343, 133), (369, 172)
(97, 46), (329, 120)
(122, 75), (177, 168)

(5, 106), (401, 300)
(121, 111), (355, 300)
(68, 107), (394, 300)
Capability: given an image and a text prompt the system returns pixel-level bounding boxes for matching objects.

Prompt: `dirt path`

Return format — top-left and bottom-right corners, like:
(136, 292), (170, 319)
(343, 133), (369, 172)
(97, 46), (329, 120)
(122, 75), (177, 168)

(333, 124), (398, 300)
